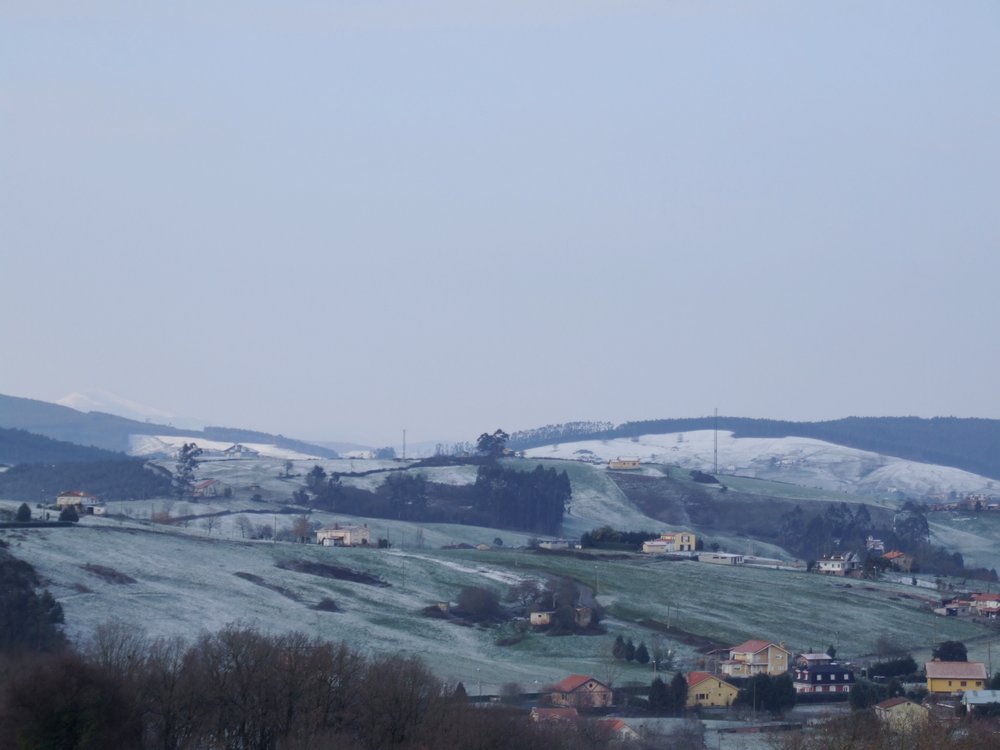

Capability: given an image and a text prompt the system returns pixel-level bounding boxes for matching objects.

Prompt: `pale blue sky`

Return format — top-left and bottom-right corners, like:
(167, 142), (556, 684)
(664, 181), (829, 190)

(2, 1), (999, 446)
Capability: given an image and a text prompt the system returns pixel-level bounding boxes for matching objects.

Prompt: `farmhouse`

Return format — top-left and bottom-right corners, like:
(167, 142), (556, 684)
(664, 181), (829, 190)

(596, 719), (640, 742)
(698, 552), (744, 566)
(193, 479), (227, 498)
(549, 675), (613, 709)
(874, 697), (928, 731)
(816, 552), (859, 576)
(316, 523), (371, 547)
(686, 672), (739, 708)
(55, 490), (104, 515)
(882, 550), (914, 572)
(643, 530), (697, 554)
(223, 443), (260, 458)
(971, 593), (1000, 618)
(608, 457), (641, 470)
(925, 661), (987, 695)
(720, 640), (790, 677)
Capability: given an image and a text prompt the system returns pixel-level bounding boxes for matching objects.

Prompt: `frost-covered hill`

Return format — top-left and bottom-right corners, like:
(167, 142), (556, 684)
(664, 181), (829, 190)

(525, 430), (999, 499)
(129, 434), (324, 461)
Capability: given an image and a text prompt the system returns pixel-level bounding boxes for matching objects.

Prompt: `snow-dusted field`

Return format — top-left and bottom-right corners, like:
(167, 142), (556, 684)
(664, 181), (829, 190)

(526, 431), (999, 498)
(130, 434), (323, 460)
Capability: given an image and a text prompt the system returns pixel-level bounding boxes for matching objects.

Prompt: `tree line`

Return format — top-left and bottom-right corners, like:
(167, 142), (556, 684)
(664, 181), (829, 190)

(0, 460), (172, 502)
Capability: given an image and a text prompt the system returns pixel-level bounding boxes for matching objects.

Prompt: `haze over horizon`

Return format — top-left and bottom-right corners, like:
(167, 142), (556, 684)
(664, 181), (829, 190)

(3, 2), (998, 447)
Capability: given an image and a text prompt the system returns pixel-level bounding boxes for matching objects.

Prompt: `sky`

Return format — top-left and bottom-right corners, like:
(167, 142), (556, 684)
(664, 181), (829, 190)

(2, 1), (999, 447)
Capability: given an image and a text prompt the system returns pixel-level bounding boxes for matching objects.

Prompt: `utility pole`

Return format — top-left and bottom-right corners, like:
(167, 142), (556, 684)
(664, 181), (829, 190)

(402, 429), (407, 461)
(714, 407), (719, 475)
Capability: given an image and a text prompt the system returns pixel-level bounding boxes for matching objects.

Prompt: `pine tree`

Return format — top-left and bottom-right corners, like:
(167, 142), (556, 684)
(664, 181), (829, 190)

(59, 505), (79, 523)
(613, 635), (626, 660)
(635, 642), (650, 665)
(15, 503), (31, 522)
(625, 638), (636, 662)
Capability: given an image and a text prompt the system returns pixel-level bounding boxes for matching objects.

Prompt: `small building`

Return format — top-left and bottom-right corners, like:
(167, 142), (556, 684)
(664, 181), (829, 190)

(961, 690), (1000, 713)
(816, 552), (860, 576)
(883, 550), (914, 572)
(792, 661), (855, 694)
(596, 718), (641, 742)
(643, 530), (697, 554)
(874, 697), (929, 731)
(686, 671), (739, 708)
(316, 523), (371, 547)
(55, 490), (104, 515)
(538, 539), (571, 550)
(530, 611), (554, 627)
(608, 457), (641, 470)
(698, 552), (744, 566)
(971, 593), (1000, 618)
(720, 640), (791, 677)
(549, 675), (613, 709)
(925, 661), (987, 695)
(223, 443), (260, 458)
(865, 536), (885, 553)
(192, 479), (227, 498)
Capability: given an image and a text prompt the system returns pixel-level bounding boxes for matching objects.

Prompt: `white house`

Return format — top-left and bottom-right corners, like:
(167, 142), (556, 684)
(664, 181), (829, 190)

(56, 490), (104, 515)
(816, 552), (860, 576)
(316, 523), (371, 547)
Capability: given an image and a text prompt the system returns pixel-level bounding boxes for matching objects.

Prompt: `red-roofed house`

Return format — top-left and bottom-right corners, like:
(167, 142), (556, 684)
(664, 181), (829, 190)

(596, 718), (640, 742)
(686, 672), (739, 707)
(925, 661), (987, 694)
(549, 675), (613, 708)
(971, 593), (1000, 618)
(56, 490), (104, 515)
(193, 479), (227, 498)
(883, 550), (914, 572)
(720, 640), (790, 677)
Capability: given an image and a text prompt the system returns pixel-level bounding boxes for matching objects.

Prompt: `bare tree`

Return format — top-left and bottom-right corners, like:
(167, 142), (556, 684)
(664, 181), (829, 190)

(201, 515), (219, 535)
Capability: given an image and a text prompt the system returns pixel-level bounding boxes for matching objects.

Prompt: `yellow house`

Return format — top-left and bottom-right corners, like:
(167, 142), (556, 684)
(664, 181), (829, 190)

(925, 661), (987, 694)
(720, 640), (790, 677)
(686, 672), (739, 708)
(874, 697), (929, 732)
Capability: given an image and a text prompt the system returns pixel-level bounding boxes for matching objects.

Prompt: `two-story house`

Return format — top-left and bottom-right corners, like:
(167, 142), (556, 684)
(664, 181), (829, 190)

(925, 661), (987, 695)
(719, 640), (790, 677)
(792, 654), (855, 694)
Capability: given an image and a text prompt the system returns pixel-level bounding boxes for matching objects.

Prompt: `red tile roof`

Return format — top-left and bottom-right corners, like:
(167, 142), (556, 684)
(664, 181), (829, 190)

(552, 674), (605, 693)
(730, 639), (775, 655)
(687, 671), (714, 687)
(875, 697), (919, 710)
(883, 551), (907, 560)
(972, 593), (1000, 602)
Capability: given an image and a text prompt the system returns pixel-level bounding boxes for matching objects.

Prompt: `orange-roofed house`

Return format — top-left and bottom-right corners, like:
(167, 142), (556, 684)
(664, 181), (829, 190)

(882, 550), (914, 572)
(549, 675), (613, 709)
(925, 661), (987, 695)
(596, 718), (640, 742)
(720, 640), (791, 677)
(686, 671), (739, 708)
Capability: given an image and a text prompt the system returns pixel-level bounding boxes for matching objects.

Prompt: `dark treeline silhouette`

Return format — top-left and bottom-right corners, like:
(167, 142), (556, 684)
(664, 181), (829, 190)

(0, 622), (614, 750)
(0, 460), (173, 501)
(508, 416), (1000, 481)
(0, 426), (124, 465)
(302, 463), (570, 535)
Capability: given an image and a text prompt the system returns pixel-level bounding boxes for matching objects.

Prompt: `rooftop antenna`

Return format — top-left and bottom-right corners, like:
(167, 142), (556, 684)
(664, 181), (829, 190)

(713, 407), (719, 475)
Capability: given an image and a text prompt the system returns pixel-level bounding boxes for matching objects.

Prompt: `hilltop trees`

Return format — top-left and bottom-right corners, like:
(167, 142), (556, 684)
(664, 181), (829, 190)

(174, 443), (202, 498)
(476, 429), (509, 459)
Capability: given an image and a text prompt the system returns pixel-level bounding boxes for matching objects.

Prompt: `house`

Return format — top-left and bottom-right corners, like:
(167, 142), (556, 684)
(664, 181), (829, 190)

(538, 539), (571, 550)
(874, 697), (929, 731)
(596, 718), (641, 742)
(719, 640), (790, 677)
(961, 690), (1000, 713)
(883, 550), (914, 572)
(192, 479), (227, 498)
(223, 443), (260, 458)
(55, 490), (104, 515)
(792, 660), (855, 694)
(971, 593), (1000, 618)
(816, 552), (860, 576)
(549, 675), (613, 709)
(608, 457), (641, 470)
(643, 530), (697, 554)
(698, 552), (744, 566)
(530, 611), (554, 627)
(925, 661), (987, 694)
(865, 536), (885, 553)
(315, 523), (371, 547)
(686, 671), (739, 708)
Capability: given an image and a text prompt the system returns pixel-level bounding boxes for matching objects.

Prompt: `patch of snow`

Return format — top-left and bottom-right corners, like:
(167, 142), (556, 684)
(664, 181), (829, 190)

(128, 434), (321, 460)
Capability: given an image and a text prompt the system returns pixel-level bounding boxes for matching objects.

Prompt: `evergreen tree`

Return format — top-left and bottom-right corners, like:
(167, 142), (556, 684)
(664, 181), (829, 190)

(648, 677), (667, 714)
(58, 505), (79, 523)
(15, 503), (31, 522)
(669, 671), (688, 713)
(635, 642), (650, 665)
(612, 635), (626, 660)
(625, 638), (636, 662)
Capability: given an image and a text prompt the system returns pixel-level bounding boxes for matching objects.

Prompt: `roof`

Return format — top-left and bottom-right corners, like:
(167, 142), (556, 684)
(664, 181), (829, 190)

(876, 697), (922, 710)
(598, 719), (628, 731)
(972, 593), (1000, 602)
(925, 661), (988, 680)
(730, 639), (779, 655)
(963, 690), (1000, 705)
(58, 490), (95, 497)
(883, 551), (908, 560)
(552, 674), (606, 693)
(799, 653), (833, 661)
(194, 479), (221, 488)
(687, 671), (733, 688)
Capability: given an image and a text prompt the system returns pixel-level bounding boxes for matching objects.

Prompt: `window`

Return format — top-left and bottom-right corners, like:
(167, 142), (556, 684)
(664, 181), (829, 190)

(961, 681), (967, 687)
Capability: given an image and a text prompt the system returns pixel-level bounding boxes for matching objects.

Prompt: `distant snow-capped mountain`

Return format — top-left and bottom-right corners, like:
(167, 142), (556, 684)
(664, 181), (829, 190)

(57, 390), (206, 430)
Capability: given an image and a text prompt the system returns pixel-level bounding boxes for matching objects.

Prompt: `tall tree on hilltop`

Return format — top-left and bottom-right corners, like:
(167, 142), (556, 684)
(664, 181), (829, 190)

(476, 429), (509, 459)
(174, 443), (202, 498)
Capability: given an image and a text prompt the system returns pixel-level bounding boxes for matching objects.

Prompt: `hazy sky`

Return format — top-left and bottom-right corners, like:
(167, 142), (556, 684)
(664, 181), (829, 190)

(3, 1), (999, 447)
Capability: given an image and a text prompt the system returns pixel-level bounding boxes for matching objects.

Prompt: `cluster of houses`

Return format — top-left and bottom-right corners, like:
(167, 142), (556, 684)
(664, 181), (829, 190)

(55, 490), (105, 515)
(934, 592), (1000, 619)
